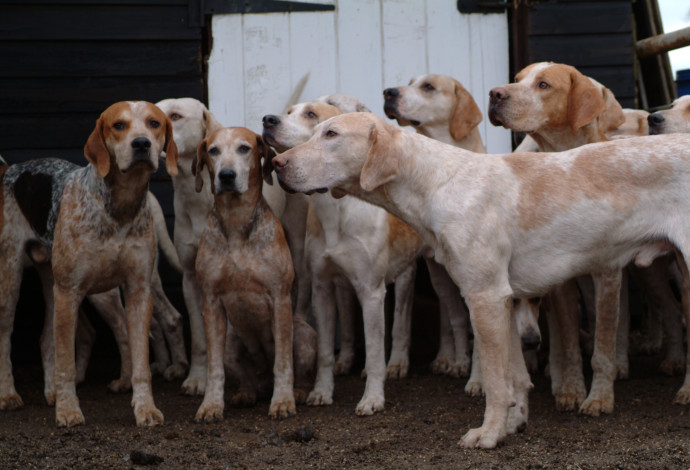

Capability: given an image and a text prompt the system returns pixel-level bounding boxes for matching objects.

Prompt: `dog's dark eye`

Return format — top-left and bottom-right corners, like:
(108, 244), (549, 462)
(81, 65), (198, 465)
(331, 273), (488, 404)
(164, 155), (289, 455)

(538, 81), (550, 90)
(208, 146), (220, 156)
(325, 129), (338, 138)
(306, 111), (317, 119)
(170, 113), (182, 121)
(113, 122), (125, 131)
(238, 145), (251, 153)
(421, 83), (434, 91)
(528, 297), (541, 306)
(149, 119), (161, 129)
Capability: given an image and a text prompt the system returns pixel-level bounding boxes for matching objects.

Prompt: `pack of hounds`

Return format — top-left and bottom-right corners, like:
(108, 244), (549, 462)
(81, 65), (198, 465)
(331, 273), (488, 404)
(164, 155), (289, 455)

(1, 61), (690, 449)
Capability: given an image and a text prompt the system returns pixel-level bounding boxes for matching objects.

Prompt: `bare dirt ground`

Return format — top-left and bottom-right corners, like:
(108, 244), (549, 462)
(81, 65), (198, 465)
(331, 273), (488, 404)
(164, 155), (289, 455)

(1, 351), (689, 470)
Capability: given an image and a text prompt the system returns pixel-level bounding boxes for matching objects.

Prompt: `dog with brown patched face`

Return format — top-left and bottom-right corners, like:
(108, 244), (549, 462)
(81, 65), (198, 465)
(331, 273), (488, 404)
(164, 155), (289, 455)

(50, 101), (178, 427)
(193, 127), (315, 422)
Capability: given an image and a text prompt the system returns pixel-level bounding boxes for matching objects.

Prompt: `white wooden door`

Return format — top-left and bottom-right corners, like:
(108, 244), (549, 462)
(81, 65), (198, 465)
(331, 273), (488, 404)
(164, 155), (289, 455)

(207, 0), (511, 153)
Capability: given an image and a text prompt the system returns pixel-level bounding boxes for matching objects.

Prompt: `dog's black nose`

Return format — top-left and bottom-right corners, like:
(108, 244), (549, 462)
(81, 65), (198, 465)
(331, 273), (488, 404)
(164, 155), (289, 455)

(383, 88), (399, 100)
(489, 87), (509, 103)
(647, 113), (665, 125)
(218, 169), (237, 183)
(262, 115), (280, 128)
(521, 331), (541, 351)
(131, 137), (151, 151)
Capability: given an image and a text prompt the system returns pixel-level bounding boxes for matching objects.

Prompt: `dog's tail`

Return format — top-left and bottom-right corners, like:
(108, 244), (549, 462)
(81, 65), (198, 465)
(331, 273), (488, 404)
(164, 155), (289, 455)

(284, 72), (310, 112)
(147, 191), (183, 273)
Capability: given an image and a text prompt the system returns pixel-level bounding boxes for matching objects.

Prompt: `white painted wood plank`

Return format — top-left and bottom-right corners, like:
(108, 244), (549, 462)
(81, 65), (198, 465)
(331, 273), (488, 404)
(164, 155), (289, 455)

(242, 13), (292, 133)
(478, 13), (511, 154)
(208, 14), (244, 128)
(288, 11), (338, 104)
(381, 0), (427, 93)
(426, 2), (473, 88)
(334, 0), (384, 115)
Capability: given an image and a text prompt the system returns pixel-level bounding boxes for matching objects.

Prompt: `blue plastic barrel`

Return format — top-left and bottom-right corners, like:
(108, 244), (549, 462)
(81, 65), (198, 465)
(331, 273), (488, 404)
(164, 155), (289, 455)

(677, 69), (690, 97)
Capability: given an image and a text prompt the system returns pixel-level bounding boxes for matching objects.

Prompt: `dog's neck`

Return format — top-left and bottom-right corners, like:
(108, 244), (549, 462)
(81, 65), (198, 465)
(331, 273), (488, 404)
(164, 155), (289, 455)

(99, 165), (151, 224)
(415, 123), (487, 153)
(530, 120), (607, 152)
(343, 131), (472, 247)
(212, 181), (264, 239)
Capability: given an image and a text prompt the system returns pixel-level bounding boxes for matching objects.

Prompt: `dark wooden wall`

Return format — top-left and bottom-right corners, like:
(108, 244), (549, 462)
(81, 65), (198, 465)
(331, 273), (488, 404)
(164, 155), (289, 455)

(512, 0), (636, 108)
(0, 0), (204, 363)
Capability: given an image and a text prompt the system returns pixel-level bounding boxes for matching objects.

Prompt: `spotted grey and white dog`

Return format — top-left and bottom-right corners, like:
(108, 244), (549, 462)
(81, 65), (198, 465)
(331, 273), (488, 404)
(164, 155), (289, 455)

(0, 151), (185, 413)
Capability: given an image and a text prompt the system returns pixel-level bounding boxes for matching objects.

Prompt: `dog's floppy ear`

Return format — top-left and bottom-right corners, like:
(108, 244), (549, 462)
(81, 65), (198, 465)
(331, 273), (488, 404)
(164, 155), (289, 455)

(203, 108), (224, 138)
(194, 138), (215, 193)
(597, 86), (625, 133)
(449, 82), (483, 141)
(360, 124), (399, 192)
(256, 135), (276, 185)
(567, 69), (606, 135)
(163, 115), (179, 176)
(84, 115), (111, 178)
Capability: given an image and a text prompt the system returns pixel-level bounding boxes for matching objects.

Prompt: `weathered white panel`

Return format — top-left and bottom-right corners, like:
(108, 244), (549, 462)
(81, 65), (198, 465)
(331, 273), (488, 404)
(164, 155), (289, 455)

(207, 14), (244, 127)
(478, 13), (510, 154)
(426, 1), (473, 88)
(288, 12), (338, 104)
(207, 0), (511, 153)
(241, 13), (292, 133)
(335, 0), (384, 112)
(381, 0), (427, 90)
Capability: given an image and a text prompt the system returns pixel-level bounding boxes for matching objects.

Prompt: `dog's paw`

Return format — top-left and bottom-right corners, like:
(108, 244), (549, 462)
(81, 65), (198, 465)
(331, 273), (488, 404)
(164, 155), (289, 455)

(293, 388), (309, 405)
(195, 402), (224, 423)
(355, 394), (384, 416)
(230, 391), (257, 407)
(660, 356), (685, 377)
(459, 425), (501, 449)
(673, 386), (690, 405)
(134, 405), (164, 427)
(386, 361), (409, 380)
(181, 374), (206, 396)
(616, 360), (629, 380)
(0, 393), (24, 410)
(269, 398), (296, 420)
(637, 339), (662, 356)
(56, 407), (85, 427)
(448, 358), (471, 378)
(430, 356), (452, 375)
(579, 393), (614, 417)
(107, 377), (132, 394)
(163, 363), (188, 381)
(554, 389), (585, 412)
(149, 361), (167, 377)
(306, 389), (333, 407)
(464, 380), (484, 397)
(334, 354), (354, 376)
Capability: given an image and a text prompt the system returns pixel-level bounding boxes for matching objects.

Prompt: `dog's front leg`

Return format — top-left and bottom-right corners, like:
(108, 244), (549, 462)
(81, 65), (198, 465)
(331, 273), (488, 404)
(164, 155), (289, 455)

(671, 250), (690, 404)
(87, 289), (133, 393)
(460, 292), (513, 449)
(122, 283), (163, 427)
(195, 295), (226, 422)
(0, 246), (24, 410)
(387, 262), (417, 379)
(579, 268), (621, 416)
(53, 285), (85, 427)
(181, 269), (207, 395)
(355, 283), (387, 416)
(269, 293), (296, 419)
(307, 279), (337, 406)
